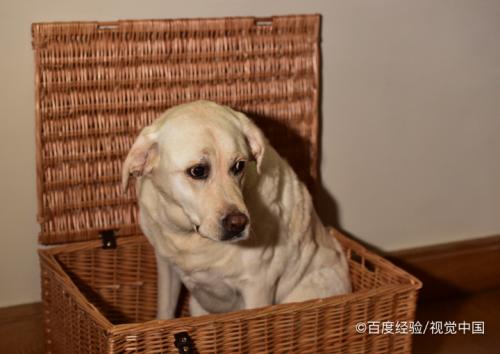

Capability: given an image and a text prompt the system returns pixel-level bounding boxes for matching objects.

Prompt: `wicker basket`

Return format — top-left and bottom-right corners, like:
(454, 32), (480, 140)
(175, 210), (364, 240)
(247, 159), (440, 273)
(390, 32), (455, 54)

(32, 15), (421, 353)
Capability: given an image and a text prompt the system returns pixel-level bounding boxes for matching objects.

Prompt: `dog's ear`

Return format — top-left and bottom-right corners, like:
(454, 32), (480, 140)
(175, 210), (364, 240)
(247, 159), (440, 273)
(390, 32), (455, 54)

(122, 128), (159, 192)
(234, 112), (266, 173)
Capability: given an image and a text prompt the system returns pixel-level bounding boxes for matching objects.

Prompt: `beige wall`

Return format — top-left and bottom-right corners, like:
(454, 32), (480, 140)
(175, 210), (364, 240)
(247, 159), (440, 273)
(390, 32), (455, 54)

(0, 0), (499, 307)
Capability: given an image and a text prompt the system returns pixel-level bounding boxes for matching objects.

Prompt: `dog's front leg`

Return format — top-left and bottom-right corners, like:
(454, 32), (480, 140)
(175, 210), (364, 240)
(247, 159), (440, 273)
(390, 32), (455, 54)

(241, 284), (275, 310)
(156, 253), (182, 319)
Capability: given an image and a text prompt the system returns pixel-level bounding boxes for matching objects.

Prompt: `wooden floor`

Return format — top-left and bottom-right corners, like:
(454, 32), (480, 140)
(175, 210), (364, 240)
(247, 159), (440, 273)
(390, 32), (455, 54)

(413, 288), (500, 353)
(0, 302), (44, 354)
(1, 289), (499, 353)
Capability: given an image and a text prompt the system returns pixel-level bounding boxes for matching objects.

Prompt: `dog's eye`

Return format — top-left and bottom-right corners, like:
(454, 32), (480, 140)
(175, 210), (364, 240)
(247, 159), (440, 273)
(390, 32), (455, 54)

(231, 160), (246, 175)
(188, 164), (210, 180)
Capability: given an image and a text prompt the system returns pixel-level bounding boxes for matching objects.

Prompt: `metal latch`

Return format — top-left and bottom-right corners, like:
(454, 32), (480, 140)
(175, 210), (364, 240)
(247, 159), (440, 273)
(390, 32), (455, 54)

(174, 331), (195, 354)
(100, 230), (117, 249)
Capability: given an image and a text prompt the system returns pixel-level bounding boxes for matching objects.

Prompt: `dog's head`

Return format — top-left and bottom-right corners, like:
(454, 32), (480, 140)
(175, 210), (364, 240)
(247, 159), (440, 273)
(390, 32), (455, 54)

(122, 101), (265, 242)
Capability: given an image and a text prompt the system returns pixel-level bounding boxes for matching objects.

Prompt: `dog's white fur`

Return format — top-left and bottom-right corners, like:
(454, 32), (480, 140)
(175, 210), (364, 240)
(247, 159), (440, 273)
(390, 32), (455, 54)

(122, 100), (351, 318)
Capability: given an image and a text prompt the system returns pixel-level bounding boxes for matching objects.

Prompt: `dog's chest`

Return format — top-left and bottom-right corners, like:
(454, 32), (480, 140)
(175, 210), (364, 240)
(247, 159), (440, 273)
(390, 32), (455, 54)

(172, 244), (245, 288)
(164, 240), (249, 313)
(162, 234), (240, 270)
(179, 267), (245, 313)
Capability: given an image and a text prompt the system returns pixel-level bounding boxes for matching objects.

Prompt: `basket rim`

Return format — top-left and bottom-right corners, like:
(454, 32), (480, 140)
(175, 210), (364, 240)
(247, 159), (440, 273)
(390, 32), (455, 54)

(31, 13), (321, 30)
(41, 230), (423, 290)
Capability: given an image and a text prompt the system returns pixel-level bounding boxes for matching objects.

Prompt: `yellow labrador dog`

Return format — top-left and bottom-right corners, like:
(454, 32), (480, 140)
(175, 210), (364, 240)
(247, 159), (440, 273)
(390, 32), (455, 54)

(122, 100), (351, 318)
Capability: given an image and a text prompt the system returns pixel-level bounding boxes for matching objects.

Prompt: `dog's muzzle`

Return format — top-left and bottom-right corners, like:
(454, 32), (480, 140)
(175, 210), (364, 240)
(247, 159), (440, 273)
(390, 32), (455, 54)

(221, 212), (248, 241)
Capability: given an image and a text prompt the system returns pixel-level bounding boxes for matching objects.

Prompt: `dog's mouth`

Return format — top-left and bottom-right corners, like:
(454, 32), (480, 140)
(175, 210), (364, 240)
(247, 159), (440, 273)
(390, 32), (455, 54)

(220, 232), (247, 243)
(192, 224), (248, 243)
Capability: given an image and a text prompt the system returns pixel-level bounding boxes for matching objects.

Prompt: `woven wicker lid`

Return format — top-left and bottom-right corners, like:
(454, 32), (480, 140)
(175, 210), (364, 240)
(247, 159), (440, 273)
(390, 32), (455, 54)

(32, 15), (321, 245)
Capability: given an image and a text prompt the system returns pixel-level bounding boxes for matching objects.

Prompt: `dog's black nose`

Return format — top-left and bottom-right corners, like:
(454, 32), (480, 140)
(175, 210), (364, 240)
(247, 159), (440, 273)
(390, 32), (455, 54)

(221, 212), (248, 240)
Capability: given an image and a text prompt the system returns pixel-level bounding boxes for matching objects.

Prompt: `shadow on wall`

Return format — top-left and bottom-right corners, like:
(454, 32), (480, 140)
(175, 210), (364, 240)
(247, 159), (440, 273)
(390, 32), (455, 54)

(248, 110), (365, 251)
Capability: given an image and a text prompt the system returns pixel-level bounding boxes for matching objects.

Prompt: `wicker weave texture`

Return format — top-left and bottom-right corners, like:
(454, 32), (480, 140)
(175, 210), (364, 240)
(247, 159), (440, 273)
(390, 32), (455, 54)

(41, 230), (420, 354)
(33, 15), (422, 354)
(32, 15), (320, 245)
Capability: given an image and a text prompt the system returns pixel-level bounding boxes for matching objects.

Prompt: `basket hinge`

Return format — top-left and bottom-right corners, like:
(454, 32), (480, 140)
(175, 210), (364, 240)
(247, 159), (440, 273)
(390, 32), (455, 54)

(174, 331), (195, 354)
(100, 230), (117, 249)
